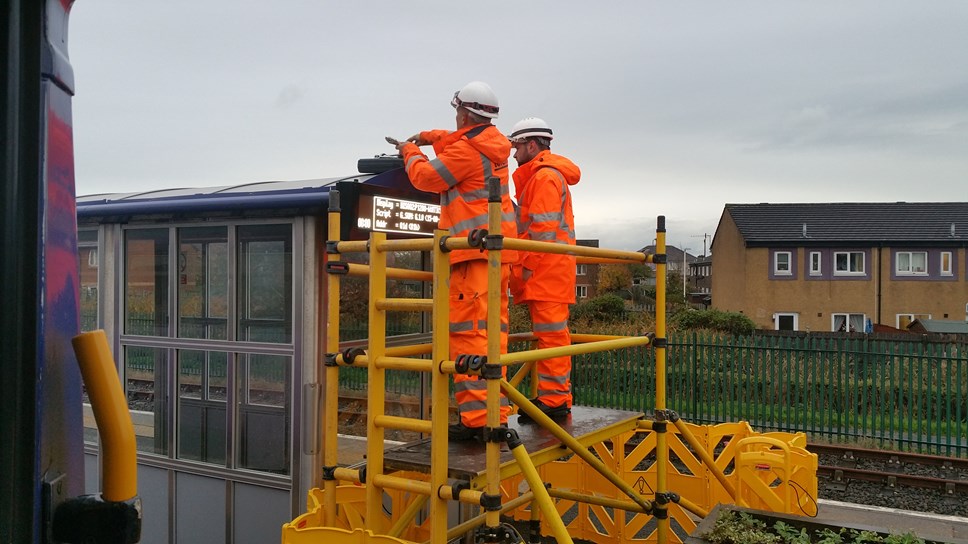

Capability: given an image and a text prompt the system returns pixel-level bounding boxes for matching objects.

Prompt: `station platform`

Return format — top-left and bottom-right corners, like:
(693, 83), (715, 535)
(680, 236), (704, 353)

(817, 499), (968, 544)
(383, 405), (644, 484)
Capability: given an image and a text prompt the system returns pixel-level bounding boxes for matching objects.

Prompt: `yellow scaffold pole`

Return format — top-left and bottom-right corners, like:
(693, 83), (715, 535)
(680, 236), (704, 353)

(483, 176), (504, 535)
(655, 216), (670, 544)
(429, 230), (451, 544)
(322, 191), (342, 525)
(364, 231), (388, 533)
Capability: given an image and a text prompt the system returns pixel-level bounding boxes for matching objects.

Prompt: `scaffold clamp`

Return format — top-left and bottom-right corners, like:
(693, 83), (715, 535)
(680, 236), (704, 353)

(483, 234), (504, 251)
(341, 347), (365, 365)
(484, 425), (510, 444)
(480, 361), (502, 380)
(467, 228), (488, 248)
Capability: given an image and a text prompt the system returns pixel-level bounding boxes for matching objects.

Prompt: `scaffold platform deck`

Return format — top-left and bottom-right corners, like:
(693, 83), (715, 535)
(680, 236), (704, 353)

(383, 406), (644, 482)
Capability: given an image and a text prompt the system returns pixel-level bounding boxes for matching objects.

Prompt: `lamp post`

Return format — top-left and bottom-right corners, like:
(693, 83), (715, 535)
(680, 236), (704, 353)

(681, 246), (691, 299)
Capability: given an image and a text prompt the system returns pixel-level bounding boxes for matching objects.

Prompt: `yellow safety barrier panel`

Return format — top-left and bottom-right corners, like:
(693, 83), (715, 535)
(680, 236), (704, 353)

(498, 422), (816, 543)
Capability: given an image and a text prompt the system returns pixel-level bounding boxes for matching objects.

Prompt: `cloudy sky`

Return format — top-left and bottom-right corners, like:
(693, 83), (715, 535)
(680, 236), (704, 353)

(69, 2), (968, 253)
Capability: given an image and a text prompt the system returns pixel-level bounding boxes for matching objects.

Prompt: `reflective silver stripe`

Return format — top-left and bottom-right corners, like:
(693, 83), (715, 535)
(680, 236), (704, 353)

(441, 186), (459, 207)
(442, 183), (510, 206)
(533, 320), (568, 332)
(529, 231), (557, 241)
(450, 320), (476, 333)
(450, 212), (489, 235)
(502, 210), (515, 223)
(530, 211), (564, 223)
(458, 397), (510, 413)
(477, 319), (487, 330)
(538, 373), (570, 385)
(479, 153), (493, 180)
(430, 158), (460, 188)
(406, 155), (423, 170)
(537, 388), (569, 398)
(459, 400), (487, 413)
(455, 379), (487, 392)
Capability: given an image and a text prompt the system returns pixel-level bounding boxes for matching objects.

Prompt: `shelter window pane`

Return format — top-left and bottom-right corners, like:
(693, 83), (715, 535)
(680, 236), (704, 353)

(239, 354), (290, 474)
(177, 349), (227, 466)
(178, 226), (228, 339)
(125, 228), (170, 336)
(238, 224), (292, 343)
(125, 345), (169, 455)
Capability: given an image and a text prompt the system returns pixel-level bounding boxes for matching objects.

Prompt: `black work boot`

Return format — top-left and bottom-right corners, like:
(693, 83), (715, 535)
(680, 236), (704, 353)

(448, 421), (483, 441)
(516, 399), (571, 424)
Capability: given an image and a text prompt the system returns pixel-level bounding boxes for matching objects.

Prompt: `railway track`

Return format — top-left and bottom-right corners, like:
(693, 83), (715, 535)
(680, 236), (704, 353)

(810, 443), (968, 496)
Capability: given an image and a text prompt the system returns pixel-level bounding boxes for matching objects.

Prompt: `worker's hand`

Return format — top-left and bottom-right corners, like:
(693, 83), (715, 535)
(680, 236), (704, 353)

(385, 136), (407, 151)
(406, 133), (429, 146)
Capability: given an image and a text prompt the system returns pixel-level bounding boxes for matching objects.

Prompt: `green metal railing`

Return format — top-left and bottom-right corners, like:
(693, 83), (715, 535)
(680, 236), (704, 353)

(571, 332), (968, 458)
(335, 331), (968, 458)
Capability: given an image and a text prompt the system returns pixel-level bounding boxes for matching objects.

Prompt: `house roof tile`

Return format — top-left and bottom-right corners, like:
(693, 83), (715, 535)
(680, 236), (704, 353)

(725, 203), (968, 244)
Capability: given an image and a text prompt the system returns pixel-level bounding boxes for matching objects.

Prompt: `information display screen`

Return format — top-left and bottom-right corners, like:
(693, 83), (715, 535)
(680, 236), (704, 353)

(356, 194), (441, 237)
(336, 179), (441, 240)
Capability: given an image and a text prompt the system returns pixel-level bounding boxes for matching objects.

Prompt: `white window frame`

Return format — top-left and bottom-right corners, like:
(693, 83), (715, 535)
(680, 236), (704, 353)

(576, 285), (588, 299)
(831, 313), (865, 332)
(833, 251), (865, 276)
(773, 251), (792, 276)
(809, 252), (822, 276)
(896, 313), (931, 329)
(895, 251), (928, 276)
(940, 251), (953, 276)
(774, 312), (798, 331)
(576, 264), (587, 276)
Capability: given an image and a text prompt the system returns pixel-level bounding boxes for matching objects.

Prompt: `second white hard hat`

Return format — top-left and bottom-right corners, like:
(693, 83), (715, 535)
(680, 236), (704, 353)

(451, 81), (500, 119)
(508, 117), (553, 143)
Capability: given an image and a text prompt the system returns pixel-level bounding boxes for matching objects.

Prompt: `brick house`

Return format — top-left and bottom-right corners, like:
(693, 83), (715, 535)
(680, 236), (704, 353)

(711, 203), (968, 331)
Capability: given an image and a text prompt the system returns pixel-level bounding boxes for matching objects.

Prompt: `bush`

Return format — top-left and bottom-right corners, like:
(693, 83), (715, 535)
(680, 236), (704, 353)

(670, 308), (756, 336)
(570, 294), (627, 323)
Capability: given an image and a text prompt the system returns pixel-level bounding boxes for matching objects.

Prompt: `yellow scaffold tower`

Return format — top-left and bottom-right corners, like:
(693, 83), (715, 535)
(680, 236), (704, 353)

(282, 180), (818, 544)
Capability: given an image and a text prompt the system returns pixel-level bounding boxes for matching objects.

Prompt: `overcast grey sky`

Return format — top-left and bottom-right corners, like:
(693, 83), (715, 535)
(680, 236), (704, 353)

(69, 2), (968, 252)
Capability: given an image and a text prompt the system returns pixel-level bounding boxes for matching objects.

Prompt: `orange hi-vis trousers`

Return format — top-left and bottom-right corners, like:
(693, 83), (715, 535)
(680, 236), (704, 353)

(527, 300), (572, 409)
(450, 260), (511, 427)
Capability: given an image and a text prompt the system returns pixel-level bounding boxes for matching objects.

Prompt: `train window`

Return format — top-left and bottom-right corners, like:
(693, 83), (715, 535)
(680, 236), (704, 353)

(239, 353), (290, 474)
(124, 228), (171, 336)
(125, 345), (169, 455)
(178, 226), (228, 340)
(237, 224), (292, 344)
(177, 349), (228, 466)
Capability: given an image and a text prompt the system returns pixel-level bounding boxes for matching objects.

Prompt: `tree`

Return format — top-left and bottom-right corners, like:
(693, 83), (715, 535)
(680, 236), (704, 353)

(597, 264), (632, 294)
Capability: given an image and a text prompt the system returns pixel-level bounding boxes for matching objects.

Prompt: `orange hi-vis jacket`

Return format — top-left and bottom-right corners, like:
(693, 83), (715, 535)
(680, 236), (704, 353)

(510, 150), (581, 304)
(400, 124), (518, 265)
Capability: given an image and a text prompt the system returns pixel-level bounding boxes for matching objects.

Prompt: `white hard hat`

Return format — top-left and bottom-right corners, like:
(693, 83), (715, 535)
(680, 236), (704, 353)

(508, 117), (553, 143)
(451, 81), (500, 119)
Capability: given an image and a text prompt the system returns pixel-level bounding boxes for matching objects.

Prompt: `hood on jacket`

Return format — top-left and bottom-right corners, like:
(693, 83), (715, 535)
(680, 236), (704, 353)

(462, 124), (512, 168)
(520, 150), (581, 186)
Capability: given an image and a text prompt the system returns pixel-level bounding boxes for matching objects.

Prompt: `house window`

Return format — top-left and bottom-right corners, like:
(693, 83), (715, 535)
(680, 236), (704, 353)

(576, 285), (588, 299)
(773, 251), (792, 276)
(896, 251), (927, 275)
(941, 252), (953, 276)
(832, 313), (865, 332)
(774, 313), (798, 331)
(833, 251), (865, 275)
(809, 252), (822, 276)
(897, 313), (931, 329)
(576, 264), (587, 276)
